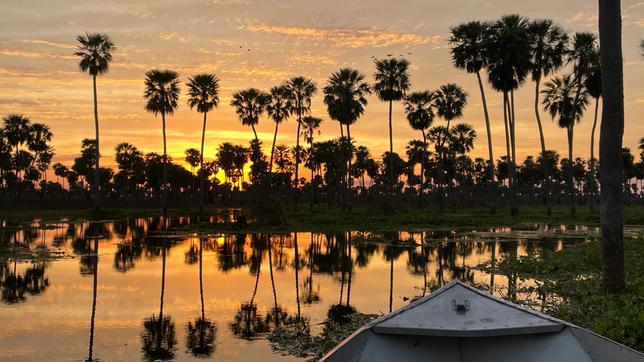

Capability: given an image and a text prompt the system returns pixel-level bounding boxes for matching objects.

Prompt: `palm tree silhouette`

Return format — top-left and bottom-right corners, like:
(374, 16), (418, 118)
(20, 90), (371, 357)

(485, 15), (532, 216)
(404, 91), (434, 207)
(186, 73), (220, 213)
(373, 58), (411, 188)
(285, 77), (317, 201)
(323, 68), (371, 210)
(74, 33), (114, 210)
(301, 116), (322, 208)
(143, 69), (181, 215)
(449, 21), (495, 188)
(231, 88), (269, 142)
(542, 75), (589, 215)
(433, 84), (467, 209)
(266, 85), (293, 173)
(527, 19), (568, 216)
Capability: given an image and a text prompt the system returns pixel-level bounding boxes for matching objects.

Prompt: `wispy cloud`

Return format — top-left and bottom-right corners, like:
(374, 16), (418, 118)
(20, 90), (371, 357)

(159, 32), (191, 43)
(238, 20), (429, 48)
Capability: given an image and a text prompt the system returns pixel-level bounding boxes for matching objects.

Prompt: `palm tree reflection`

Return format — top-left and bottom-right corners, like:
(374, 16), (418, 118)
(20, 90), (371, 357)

(141, 238), (176, 361)
(186, 237), (216, 357)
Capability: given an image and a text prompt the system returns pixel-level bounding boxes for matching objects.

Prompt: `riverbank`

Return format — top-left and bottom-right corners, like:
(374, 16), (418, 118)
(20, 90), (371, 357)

(2, 204), (644, 232)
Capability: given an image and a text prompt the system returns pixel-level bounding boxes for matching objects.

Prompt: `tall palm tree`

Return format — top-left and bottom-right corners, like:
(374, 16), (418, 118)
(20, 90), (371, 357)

(585, 51), (601, 213)
(323, 68), (371, 209)
(542, 75), (589, 214)
(403, 91), (434, 206)
(373, 58), (411, 187)
(301, 116), (322, 209)
(144, 69), (181, 215)
(598, 0), (625, 293)
(186, 73), (220, 213)
(449, 21), (495, 178)
(526, 20), (568, 216)
(74, 33), (115, 210)
(285, 77), (317, 191)
(485, 15), (532, 215)
(231, 88), (269, 142)
(266, 85), (293, 173)
(527, 20), (568, 153)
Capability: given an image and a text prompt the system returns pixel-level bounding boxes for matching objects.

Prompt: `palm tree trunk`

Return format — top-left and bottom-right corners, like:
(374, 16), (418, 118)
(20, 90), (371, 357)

(388, 99), (394, 189)
(346, 125), (353, 212)
(269, 122), (279, 173)
(509, 90), (519, 216)
(251, 125), (258, 142)
(476, 71), (496, 214)
(533, 79), (546, 152)
(294, 109), (302, 208)
(92, 74), (100, 211)
(568, 125), (576, 215)
(590, 97), (600, 213)
(502, 92), (511, 204)
(419, 130), (427, 208)
(199, 112), (207, 214)
(162, 111), (168, 215)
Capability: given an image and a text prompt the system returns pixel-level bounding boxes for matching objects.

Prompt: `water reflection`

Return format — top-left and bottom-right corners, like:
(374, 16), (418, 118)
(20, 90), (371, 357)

(0, 216), (596, 361)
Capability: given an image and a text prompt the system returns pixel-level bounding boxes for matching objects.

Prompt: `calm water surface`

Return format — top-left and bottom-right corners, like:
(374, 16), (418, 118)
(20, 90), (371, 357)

(0, 216), (593, 361)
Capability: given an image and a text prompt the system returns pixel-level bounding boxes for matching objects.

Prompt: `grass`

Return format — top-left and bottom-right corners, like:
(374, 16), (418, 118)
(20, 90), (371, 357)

(479, 237), (644, 352)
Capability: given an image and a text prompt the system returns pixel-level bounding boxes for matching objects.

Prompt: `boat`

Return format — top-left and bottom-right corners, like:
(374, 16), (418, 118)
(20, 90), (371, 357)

(321, 280), (644, 362)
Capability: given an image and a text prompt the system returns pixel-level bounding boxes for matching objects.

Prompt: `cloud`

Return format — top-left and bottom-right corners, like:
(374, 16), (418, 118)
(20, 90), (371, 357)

(238, 20), (430, 48)
(159, 32), (191, 43)
(14, 39), (75, 49)
(0, 49), (75, 60)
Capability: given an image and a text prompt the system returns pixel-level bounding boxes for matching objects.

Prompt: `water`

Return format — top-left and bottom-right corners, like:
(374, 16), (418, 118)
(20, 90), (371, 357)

(0, 216), (594, 361)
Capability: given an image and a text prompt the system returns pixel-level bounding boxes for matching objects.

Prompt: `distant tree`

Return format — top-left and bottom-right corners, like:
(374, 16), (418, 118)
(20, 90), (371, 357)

(404, 90), (434, 205)
(144, 69), (181, 214)
(184, 148), (201, 174)
(74, 32), (115, 209)
(542, 74), (589, 214)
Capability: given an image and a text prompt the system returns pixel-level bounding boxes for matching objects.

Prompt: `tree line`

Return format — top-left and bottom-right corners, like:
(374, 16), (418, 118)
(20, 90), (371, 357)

(0, 14), (641, 216)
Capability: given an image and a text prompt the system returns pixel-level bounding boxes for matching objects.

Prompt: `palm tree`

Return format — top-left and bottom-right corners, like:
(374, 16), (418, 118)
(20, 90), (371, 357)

(598, 0), (625, 293)
(433, 83), (467, 208)
(144, 69), (181, 215)
(486, 15), (532, 215)
(403, 91), (434, 206)
(231, 89), (269, 142)
(542, 75), (589, 214)
(450, 123), (477, 155)
(585, 50), (601, 213)
(373, 58), (411, 187)
(266, 85), (293, 173)
(449, 21), (495, 179)
(527, 20), (568, 153)
(285, 77), (317, 191)
(74, 33), (115, 210)
(323, 68), (371, 209)
(186, 73), (220, 213)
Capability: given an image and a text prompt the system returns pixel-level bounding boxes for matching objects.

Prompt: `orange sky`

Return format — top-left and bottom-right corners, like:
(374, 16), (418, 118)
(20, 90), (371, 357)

(0, 0), (642, 173)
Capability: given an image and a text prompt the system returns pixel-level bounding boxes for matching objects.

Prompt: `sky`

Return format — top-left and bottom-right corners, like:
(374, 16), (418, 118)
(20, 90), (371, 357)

(0, 0), (642, 172)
